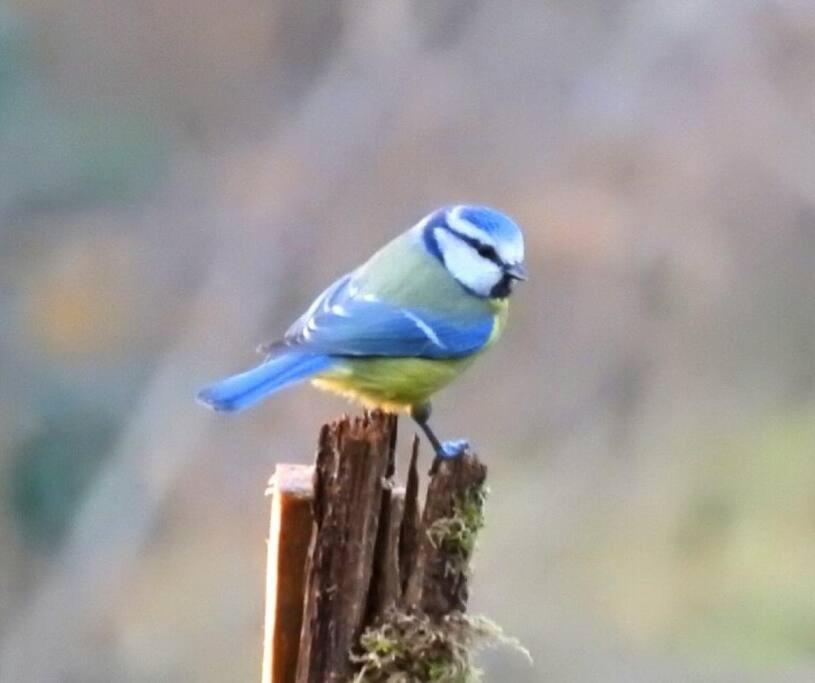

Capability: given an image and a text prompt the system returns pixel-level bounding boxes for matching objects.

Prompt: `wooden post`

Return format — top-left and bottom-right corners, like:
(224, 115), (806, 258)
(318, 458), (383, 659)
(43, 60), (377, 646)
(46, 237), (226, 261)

(295, 413), (398, 682)
(404, 448), (487, 617)
(263, 411), (492, 683)
(262, 465), (314, 683)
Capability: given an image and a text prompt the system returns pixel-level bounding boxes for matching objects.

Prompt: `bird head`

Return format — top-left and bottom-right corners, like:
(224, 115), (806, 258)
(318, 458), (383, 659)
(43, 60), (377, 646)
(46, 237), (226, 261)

(418, 205), (527, 299)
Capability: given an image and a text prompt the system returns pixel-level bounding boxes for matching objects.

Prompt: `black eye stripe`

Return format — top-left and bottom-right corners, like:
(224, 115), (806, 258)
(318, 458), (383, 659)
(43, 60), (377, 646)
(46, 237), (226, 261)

(443, 226), (502, 266)
(476, 244), (498, 259)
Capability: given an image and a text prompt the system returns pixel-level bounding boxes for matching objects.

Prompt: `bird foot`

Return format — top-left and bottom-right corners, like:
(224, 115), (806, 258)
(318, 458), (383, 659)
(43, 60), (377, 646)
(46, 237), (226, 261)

(429, 439), (470, 475)
(440, 438), (470, 458)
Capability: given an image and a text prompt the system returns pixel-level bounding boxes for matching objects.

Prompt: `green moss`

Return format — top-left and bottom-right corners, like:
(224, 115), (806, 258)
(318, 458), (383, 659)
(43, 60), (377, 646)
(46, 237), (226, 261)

(427, 485), (488, 573)
(352, 609), (530, 683)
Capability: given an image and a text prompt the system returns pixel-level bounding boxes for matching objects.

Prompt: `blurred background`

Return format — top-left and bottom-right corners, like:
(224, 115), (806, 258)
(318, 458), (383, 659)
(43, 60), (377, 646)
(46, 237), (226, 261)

(1, 1), (815, 680)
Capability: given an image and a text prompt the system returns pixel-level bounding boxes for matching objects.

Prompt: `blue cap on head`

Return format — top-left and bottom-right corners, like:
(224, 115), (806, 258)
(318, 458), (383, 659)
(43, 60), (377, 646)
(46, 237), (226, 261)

(418, 204), (525, 264)
(444, 204), (525, 266)
(457, 205), (520, 243)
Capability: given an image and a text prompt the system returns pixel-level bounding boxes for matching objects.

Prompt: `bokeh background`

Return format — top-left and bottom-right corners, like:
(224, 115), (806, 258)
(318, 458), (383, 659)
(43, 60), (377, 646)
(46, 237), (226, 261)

(2, 1), (815, 681)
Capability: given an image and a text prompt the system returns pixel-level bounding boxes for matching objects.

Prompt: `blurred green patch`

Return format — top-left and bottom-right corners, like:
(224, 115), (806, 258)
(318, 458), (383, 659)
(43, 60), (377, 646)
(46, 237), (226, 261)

(0, 6), (169, 211)
(671, 408), (815, 666)
(585, 407), (815, 669)
(66, 110), (168, 203)
(5, 104), (170, 208)
(0, 5), (29, 121)
(8, 408), (117, 550)
(677, 592), (815, 666)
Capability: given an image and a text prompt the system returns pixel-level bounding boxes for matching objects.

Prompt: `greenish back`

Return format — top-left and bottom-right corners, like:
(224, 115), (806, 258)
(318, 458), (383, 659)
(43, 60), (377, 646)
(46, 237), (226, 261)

(354, 230), (495, 322)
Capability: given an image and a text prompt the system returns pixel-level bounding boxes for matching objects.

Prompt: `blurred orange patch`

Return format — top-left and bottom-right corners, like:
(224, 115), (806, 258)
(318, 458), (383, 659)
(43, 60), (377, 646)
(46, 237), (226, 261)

(25, 237), (136, 359)
(515, 183), (628, 266)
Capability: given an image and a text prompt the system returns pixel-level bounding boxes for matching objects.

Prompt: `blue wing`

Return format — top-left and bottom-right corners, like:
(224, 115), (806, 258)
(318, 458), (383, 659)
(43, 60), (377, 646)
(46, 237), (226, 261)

(261, 273), (494, 359)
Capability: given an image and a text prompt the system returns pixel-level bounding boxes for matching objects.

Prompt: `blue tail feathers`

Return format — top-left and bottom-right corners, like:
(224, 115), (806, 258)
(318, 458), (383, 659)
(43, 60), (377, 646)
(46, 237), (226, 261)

(197, 352), (333, 412)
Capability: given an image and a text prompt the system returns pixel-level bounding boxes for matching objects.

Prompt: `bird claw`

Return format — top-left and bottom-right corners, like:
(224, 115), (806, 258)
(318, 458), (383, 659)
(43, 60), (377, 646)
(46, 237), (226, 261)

(440, 439), (470, 458)
(428, 439), (470, 476)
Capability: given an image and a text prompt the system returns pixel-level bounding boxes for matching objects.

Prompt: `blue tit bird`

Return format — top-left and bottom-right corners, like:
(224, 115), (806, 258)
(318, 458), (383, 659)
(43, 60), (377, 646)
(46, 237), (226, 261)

(197, 204), (526, 462)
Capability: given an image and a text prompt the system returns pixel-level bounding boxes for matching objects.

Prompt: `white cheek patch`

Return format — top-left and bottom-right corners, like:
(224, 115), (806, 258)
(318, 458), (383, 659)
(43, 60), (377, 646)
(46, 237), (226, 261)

(435, 228), (503, 297)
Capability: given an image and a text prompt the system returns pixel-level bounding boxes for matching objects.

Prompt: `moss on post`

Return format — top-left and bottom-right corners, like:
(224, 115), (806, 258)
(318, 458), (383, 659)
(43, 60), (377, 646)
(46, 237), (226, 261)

(350, 464), (528, 683)
(352, 610), (529, 682)
(427, 485), (488, 576)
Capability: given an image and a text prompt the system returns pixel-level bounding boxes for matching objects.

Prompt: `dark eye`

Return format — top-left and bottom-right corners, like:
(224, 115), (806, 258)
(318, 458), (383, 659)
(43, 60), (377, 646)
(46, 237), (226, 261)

(476, 244), (497, 260)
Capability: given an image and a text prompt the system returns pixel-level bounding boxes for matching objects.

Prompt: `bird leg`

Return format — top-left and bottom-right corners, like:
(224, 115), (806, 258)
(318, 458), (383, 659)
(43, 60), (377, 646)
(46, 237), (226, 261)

(409, 402), (470, 474)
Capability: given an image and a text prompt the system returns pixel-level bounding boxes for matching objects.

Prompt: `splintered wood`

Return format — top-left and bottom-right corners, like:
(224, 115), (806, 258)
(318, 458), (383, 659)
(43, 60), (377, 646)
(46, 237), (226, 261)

(262, 411), (487, 683)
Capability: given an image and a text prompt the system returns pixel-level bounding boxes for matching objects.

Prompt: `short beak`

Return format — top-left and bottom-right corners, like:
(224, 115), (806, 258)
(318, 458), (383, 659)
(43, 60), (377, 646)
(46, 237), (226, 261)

(505, 262), (528, 281)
